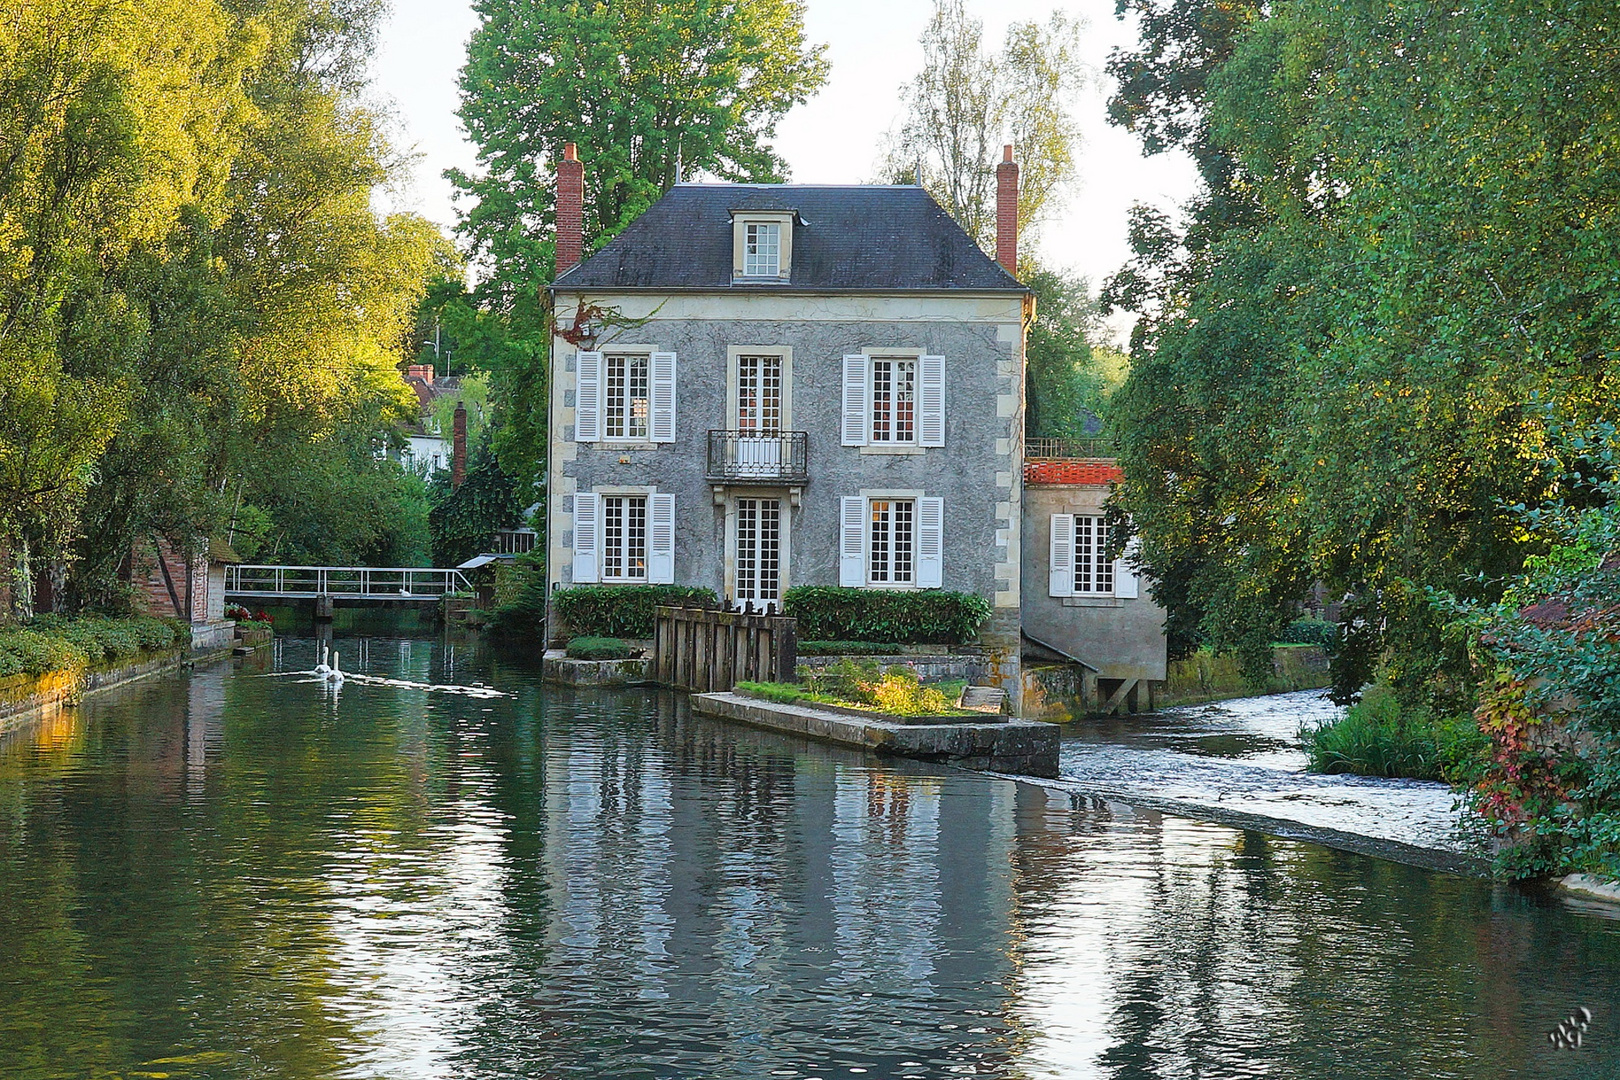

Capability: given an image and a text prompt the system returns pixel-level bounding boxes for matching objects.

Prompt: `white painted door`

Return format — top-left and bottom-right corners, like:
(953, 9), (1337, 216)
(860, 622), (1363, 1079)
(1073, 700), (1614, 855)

(736, 353), (783, 475)
(734, 497), (784, 609)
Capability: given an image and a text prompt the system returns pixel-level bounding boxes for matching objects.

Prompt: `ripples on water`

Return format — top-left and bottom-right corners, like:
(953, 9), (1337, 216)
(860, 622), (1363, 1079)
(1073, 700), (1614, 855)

(0, 638), (1615, 1079)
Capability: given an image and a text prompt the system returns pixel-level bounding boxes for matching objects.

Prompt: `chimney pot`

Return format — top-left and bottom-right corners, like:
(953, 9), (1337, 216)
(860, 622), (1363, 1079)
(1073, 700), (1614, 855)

(556, 144), (586, 277)
(995, 146), (1019, 277)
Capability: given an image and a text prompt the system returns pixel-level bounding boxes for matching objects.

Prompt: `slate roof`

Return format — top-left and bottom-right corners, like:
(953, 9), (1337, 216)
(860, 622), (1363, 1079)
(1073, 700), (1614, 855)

(553, 184), (1026, 293)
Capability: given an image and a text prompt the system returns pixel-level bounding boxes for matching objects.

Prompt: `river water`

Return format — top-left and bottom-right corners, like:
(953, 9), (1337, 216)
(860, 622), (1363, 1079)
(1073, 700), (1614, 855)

(0, 637), (1617, 1079)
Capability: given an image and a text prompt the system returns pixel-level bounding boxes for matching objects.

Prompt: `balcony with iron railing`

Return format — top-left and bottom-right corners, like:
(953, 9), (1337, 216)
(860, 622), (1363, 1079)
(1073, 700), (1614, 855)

(706, 430), (809, 485)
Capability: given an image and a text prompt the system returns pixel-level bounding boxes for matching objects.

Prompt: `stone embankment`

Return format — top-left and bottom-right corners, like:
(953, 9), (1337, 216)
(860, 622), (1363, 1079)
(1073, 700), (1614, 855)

(692, 691), (1059, 777)
(0, 623), (269, 736)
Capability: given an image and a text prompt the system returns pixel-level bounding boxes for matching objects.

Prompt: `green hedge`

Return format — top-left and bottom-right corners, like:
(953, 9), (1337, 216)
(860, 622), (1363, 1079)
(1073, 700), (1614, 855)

(27, 614), (187, 662)
(0, 630), (87, 681)
(1277, 617), (1338, 648)
(782, 587), (992, 645)
(566, 636), (634, 660)
(551, 585), (718, 639)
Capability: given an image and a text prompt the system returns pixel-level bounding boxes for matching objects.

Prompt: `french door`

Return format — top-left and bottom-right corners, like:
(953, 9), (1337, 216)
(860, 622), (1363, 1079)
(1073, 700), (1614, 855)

(735, 353), (783, 474)
(734, 497), (783, 609)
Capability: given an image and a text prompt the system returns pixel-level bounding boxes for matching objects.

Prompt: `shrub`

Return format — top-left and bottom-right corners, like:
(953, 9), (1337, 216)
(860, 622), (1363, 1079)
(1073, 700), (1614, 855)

(552, 584), (718, 639)
(1302, 684), (1487, 783)
(26, 615), (186, 662)
(0, 630), (86, 681)
(796, 658), (962, 717)
(1277, 617), (1338, 648)
(798, 640), (897, 655)
(566, 636), (634, 660)
(782, 587), (991, 645)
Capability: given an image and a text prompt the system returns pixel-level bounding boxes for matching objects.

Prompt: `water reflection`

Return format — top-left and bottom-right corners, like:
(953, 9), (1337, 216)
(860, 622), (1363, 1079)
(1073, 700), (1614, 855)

(0, 639), (1614, 1079)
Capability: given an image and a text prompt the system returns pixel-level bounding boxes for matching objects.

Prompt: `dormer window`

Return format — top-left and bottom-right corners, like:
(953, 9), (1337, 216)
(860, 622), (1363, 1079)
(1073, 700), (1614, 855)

(731, 208), (796, 282)
(744, 222), (780, 276)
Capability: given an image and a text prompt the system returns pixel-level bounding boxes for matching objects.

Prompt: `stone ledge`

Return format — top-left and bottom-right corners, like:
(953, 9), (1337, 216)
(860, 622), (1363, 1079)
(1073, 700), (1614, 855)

(692, 691), (1059, 777)
(541, 653), (654, 687)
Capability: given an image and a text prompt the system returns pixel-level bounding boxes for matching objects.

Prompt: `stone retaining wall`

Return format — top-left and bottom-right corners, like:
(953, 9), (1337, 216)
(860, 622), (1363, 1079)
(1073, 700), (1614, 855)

(692, 692), (1059, 777)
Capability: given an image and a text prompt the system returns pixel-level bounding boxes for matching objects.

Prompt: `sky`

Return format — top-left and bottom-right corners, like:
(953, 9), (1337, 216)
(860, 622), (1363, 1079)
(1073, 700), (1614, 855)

(370, 0), (1202, 345)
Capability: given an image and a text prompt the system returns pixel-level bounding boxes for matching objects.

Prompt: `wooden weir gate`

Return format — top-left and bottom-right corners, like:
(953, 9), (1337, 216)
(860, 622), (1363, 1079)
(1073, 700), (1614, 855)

(653, 605), (797, 692)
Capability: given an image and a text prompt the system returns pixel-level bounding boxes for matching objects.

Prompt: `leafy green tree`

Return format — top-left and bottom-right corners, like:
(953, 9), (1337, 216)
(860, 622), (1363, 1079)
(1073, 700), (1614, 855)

(450, 0), (829, 500)
(1103, 0), (1620, 690)
(1024, 268), (1109, 441)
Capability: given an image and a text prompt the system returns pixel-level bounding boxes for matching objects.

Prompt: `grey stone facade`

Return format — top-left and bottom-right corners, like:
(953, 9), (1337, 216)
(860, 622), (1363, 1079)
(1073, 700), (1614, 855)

(553, 315), (1015, 590)
(1021, 480), (1168, 684)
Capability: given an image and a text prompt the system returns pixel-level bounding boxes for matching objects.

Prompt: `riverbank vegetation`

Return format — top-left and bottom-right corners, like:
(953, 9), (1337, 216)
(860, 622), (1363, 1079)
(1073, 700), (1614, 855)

(0, 616), (187, 680)
(1101, 0), (1618, 873)
(783, 588), (991, 646)
(0, 0), (451, 621)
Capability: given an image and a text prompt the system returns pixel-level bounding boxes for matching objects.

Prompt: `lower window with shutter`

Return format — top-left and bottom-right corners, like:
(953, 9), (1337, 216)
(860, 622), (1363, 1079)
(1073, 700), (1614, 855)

(1050, 513), (1120, 597)
(841, 494), (944, 588)
(601, 495), (649, 582)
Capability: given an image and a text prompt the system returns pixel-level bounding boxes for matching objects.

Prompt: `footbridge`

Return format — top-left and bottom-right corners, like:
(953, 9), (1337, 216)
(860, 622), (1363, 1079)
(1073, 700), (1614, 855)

(225, 565), (475, 604)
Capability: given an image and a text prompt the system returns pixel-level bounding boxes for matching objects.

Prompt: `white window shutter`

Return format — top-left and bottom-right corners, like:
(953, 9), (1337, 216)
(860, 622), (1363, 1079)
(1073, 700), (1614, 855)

(648, 493), (675, 583)
(839, 496), (866, 586)
(919, 354), (945, 447)
(916, 497), (944, 588)
(841, 354), (869, 446)
(650, 351), (676, 442)
(1049, 514), (1075, 598)
(575, 351), (602, 442)
(1114, 536), (1140, 598)
(572, 492), (600, 583)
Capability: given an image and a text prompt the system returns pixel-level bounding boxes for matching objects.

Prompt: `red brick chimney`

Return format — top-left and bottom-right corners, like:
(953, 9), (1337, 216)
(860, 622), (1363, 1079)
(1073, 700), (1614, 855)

(556, 142), (584, 277)
(451, 401), (468, 488)
(406, 363), (434, 383)
(995, 144), (1019, 276)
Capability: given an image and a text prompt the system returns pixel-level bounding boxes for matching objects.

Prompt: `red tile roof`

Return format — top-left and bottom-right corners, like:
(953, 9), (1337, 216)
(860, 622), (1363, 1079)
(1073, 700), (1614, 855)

(1024, 459), (1123, 486)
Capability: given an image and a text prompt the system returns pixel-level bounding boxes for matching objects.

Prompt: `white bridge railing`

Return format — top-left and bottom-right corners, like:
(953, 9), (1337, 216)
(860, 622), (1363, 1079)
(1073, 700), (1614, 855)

(225, 565), (474, 600)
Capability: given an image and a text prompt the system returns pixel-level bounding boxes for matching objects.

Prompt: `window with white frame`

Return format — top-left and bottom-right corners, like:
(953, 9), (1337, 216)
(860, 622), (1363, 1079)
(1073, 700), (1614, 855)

(841, 495), (943, 588)
(601, 495), (648, 581)
(870, 357), (917, 443)
(734, 497), (783, 606)
(868, 498), (915, 584)
(744, 222), (780, 276)
(604, 353), (649, 440)
(1049, 513), (1138, 598)
(1073, 515), (1113, 594)
(842, 354), (945, 448)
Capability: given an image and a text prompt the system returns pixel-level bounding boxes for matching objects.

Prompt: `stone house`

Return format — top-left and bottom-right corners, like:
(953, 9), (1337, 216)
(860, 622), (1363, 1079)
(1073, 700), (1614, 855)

(1020, 452), (1168, 714)
(545, 145), (1031, 694)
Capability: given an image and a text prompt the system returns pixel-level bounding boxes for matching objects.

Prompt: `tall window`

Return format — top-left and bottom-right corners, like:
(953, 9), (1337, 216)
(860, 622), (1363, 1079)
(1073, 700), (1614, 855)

(744, 222), (780, 276)
(870, 357), (917, 443)
(1074, 516), (1114, 595)
(602, 495), (648, 581)
(868, 498), (915, 584)
(604, 353), (649, 440)
(736, 353), (783, 431)
(735, 498), (782, 606)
